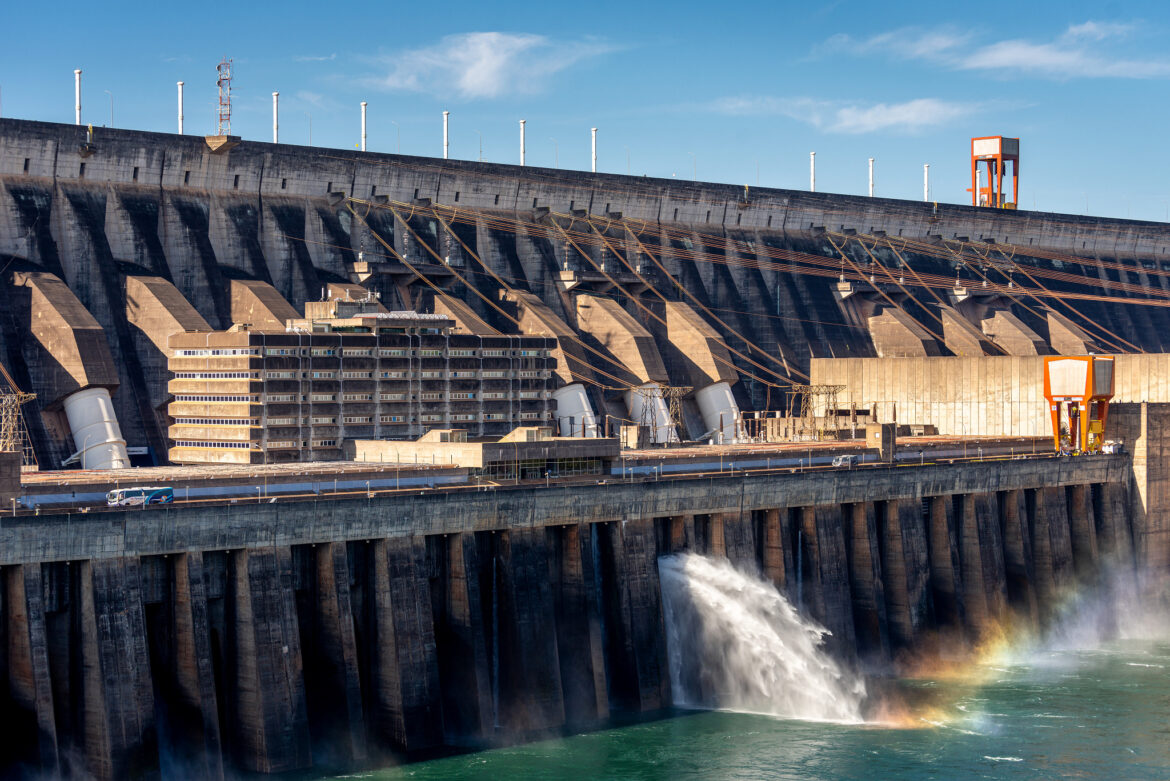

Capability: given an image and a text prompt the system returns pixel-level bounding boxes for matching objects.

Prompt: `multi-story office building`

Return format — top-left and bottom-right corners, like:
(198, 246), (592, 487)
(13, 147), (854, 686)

(167, 301), (557, 464)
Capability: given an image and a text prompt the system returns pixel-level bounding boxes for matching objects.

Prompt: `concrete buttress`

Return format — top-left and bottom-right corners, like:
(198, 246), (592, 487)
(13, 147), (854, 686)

(300, 543), (367, 766)
(369, 537), (443, 752)
(497, 527), (566, 733)
(3, 565), (60, 775)
(552, 524), (609, 727)
(926, 496), (965, 631)
(998, 491), (1039, 627)
(958, 494), (1008, 636)
(432, 533), (494, 744)
(880, 500), (934, 652)
(799, 505), (857, 659)
(169, 552), (224, 780)
(79, 558), (158, 780)
(225, 548), (310, 773)
(598, 519), (670, 713)
(845, 502), (890, 663)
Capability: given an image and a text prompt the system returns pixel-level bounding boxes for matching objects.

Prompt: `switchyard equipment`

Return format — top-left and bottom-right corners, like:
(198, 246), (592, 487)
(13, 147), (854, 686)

(1043, 355), (1114, 454)
(969, 136), (1019, 209)
(0, 363), (36, 466)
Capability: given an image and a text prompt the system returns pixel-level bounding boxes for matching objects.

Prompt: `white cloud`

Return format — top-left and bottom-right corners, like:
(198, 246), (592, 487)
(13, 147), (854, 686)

(1063, 21), (1134, 41)
(295, 53), (337, 63)
(710, 95), (973, 134)
(830, 98), (971, 133)
(819, 27), (970, 61)
(822, 20), (1169, 80)
(373, 32), (614, 99)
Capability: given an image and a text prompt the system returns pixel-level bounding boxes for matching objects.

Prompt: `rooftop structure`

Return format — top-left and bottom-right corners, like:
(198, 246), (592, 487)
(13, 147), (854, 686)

(167, 300), (557, 464)
(346, 426), (619, 481)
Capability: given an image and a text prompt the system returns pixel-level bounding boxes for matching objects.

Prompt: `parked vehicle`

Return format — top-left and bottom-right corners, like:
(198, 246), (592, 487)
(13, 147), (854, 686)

(832, 454), (858, 468)
(106, 486), (174, 506)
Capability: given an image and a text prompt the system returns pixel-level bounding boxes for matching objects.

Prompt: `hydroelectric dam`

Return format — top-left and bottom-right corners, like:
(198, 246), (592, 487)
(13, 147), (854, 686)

(0, 453), (1134, 777)
(1, 117), (1169, 778)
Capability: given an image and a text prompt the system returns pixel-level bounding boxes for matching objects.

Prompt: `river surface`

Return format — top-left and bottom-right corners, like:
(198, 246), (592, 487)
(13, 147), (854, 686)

(325, 638), (1170, 780)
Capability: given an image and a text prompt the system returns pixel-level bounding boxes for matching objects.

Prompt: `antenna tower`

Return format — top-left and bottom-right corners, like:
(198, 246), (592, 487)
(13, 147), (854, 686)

(0, 363), (37, 466)
(661, 386), (692, 438)
(216, 57), (233, 135)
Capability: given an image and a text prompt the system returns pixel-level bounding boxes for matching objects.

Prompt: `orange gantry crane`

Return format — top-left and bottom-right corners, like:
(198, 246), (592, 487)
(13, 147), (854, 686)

(969, 136), (1019, 209)
(1043, 355), (1114, 454)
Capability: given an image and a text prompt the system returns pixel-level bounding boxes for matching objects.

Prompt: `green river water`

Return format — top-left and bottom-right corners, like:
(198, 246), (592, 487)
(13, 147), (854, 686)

(323, 638), (1170, 780)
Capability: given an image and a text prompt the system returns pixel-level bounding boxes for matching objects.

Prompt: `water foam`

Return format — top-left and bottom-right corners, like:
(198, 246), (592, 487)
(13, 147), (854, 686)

(658, 553), (866, 723)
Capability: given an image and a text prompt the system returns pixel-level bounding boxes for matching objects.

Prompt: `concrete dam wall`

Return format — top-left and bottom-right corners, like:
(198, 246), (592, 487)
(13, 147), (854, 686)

(0, 455), (1134, 778)
(5, 118), (1170, 467)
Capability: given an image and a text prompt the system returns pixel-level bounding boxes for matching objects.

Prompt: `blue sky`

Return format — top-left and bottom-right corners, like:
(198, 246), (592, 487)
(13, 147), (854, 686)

(4, 0), (1169, 220)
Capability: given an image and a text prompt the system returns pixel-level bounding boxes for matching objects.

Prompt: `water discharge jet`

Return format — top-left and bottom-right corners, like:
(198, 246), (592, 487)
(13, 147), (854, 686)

(659, 553), (866, 723)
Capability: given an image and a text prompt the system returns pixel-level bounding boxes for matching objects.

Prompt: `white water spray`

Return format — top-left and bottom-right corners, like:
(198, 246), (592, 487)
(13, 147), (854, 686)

(659, 553), (866, 723)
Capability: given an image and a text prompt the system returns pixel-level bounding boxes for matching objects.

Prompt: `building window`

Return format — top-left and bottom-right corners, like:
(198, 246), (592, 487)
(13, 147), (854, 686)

(342, 393), (373, 401)
(173, 394), (256, 402)
(309, 393), (335, 402)
(266, 417), (297, 425)
(380, 414), (404, 423)
(311, 371), (335, 379)
(311, 348), (336, 356)
(379, 392), (407, 401)
(311, 439), (337, 447)
(341, 371), (372, 378)
(174, 440), (255, 449)
(265, 393), (295, 402)
(310, 416), (336, 424)
(343, 348), (372, 356)
(343, 415), (372, 424)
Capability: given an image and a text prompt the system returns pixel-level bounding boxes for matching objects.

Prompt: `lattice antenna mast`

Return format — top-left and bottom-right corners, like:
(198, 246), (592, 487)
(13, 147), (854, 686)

(0, 363), (36, 465)
(661, 386), (693, 438)
(216, 57), (233, 135)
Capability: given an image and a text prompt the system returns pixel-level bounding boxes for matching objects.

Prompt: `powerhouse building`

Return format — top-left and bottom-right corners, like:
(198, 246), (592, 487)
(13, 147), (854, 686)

(167, 301), (557, 464)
